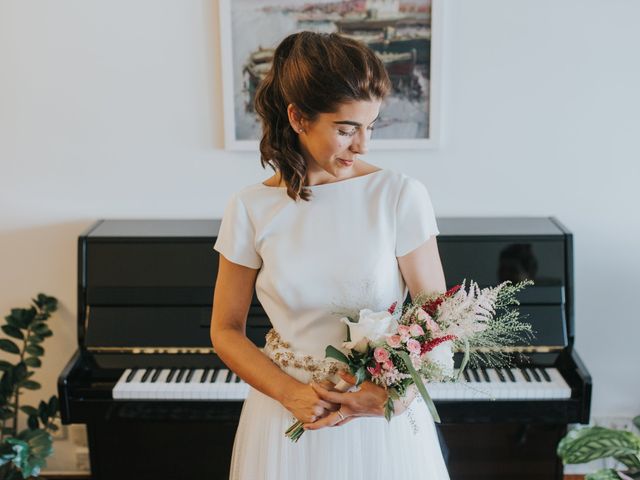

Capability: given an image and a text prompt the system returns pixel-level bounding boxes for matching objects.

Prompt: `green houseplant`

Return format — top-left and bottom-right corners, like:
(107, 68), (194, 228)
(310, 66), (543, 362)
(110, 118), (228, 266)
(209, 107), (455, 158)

(557, 415), (640, 480)
(0, 294), (60, 480)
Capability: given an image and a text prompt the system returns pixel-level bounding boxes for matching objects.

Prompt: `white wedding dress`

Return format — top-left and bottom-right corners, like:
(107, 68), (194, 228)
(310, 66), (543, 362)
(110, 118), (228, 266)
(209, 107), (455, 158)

(214, 169), (450, 480)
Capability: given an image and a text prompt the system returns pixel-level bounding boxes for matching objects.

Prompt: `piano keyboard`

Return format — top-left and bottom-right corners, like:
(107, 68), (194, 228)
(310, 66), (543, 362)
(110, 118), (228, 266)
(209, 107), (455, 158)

(112, 366), (571, 401)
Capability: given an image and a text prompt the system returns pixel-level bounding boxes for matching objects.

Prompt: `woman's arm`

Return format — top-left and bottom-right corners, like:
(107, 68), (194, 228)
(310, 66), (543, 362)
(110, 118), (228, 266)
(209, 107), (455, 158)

(211, 255), (337, 423)
(303, 236), (446, 429)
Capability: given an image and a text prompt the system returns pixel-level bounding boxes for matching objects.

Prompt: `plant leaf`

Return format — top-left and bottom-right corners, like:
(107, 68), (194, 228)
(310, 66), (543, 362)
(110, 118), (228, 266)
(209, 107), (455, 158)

(19, 380), (41, 390)
(585, 469), (624, 480)
(1, 325), (24, 340)
(558, 426), (640, 464)
(48, 396), (59, 417)
(19, 406), (38, 416)
(24, 357), (42, 368)
(0, 339), (20, 355)
(27, 415), (39, 430)
(325, 345), (350, 365)
(25, 344), (44, 356)
(0, 360), (14, 371)
(397, 350), (441, 423)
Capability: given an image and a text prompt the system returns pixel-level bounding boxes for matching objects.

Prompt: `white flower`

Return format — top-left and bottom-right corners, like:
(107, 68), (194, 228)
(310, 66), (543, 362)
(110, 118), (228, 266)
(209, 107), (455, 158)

(424, 340), (455, 377)
(341, 308), (398, 353)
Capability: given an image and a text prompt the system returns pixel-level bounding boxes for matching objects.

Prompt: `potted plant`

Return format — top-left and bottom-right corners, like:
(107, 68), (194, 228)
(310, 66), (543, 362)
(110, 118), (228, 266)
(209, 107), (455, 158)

(0, 294), (60, 480)
(557, 415), (640, 480)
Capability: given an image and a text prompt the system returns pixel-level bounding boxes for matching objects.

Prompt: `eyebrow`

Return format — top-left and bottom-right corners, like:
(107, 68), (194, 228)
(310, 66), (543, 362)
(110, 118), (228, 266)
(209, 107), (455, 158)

(332, 115), (380, 127)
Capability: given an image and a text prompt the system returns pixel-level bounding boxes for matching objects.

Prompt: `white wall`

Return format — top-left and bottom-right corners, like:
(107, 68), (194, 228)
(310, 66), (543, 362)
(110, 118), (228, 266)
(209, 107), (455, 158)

(1, 0), (639, 473)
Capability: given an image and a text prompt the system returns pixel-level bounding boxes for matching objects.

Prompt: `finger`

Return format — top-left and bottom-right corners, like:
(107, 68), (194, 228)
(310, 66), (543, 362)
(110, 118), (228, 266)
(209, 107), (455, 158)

(316, 399), (338, 411)
(337, 371), (357, 385)
(311, 382), (347, 404)
(303, 410), (344, 431)
(318, 380), (336, 390)
(334, 416), (356, 427)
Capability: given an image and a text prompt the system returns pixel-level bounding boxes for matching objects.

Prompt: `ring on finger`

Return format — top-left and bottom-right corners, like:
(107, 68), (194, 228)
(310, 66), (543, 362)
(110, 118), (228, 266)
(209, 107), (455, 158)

(337, 410), (346, 421)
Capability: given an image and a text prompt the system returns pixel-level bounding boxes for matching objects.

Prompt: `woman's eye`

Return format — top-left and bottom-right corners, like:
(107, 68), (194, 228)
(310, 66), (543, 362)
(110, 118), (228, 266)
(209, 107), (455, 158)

(338, 129), (357, 137)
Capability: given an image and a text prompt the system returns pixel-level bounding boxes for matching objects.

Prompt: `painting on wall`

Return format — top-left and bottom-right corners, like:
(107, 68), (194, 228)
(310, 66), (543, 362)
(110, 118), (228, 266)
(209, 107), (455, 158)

(219, 0), (441, 150)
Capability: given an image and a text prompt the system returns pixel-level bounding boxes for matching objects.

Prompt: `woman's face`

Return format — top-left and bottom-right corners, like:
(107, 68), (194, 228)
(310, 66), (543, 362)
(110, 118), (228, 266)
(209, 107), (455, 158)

(293, 99), (381, 183)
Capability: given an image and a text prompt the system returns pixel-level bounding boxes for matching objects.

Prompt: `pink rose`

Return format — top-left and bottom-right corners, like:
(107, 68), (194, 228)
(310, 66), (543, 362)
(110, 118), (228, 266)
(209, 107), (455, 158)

(397, 325), (411, 340)
(409, 324), (424, 337)
(425, 316), (440, 334)
(383, 358), (394, 370)
(386, 335), (402, 348)
(406, 338), (421, 354)
(374, 347), (390, 363)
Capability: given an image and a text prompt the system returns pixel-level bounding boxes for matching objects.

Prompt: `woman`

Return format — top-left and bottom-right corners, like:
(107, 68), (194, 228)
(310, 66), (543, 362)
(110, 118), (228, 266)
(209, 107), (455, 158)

(211, 31), (450, 479)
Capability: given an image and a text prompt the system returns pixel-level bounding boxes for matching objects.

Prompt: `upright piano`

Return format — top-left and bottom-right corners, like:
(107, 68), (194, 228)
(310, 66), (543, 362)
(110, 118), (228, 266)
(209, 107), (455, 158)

(58, 217), (591, 480)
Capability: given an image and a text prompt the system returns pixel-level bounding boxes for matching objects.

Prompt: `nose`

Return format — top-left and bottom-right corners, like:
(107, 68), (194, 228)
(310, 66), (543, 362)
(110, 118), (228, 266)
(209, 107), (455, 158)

(349, 129), (370, 155)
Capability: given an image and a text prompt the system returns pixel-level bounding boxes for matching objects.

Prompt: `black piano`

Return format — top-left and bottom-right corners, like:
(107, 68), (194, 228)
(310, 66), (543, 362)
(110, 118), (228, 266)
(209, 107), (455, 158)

(58, 217), (591, 480)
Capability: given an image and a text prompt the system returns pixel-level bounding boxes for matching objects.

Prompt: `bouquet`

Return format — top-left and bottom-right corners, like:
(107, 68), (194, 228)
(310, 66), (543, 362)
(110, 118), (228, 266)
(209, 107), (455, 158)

(285, 279), (534, 442)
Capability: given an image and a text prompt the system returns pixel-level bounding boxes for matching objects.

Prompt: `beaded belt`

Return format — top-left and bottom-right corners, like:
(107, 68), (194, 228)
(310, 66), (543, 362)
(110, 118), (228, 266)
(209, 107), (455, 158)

(263, 328), (343, 383)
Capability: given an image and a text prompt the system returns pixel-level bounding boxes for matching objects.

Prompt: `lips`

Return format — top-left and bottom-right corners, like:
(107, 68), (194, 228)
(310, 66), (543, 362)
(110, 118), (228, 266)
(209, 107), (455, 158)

(338, 158), (354, 166)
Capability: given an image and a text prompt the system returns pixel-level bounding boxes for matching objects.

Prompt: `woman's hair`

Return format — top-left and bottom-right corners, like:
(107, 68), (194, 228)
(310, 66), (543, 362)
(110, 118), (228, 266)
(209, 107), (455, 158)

(254, 31), (391, 201)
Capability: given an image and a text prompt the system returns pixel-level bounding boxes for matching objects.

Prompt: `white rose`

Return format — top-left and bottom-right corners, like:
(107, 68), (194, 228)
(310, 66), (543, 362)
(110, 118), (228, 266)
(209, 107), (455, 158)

(424, 340), (454, 377)
(341, 309), (398, 353)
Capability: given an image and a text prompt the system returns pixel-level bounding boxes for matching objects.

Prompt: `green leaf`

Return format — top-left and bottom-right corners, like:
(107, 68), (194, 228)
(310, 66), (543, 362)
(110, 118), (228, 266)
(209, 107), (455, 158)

(47, 422), (59, 432)
(32, 323), (49, 335)
(1, 325), (24, 340)
(0, 409), (14, 421)
(39, 328), (53, 338)
(27, 415), (39, 430)
(25, 344), (44, 356)
(47, 396), (59, 417)
(11, 428), (53, 476)
(24, 357), (41, 368)
(0, 360), (14, 371)
(28, 335), (44, 344)
(0, 339), (20, 355)
(19, 406), (38, 416)
(19, 380), (41, 390)
(13, 362), (28, 382)
(38, 401), (49, 424)
(634, 415), (640, 431)
(396, 350), (441, 423)
(324, 345), (350, 365)
(34, 293), (58, 314)
(557, 426), (640, 464)
(355, 366), (366, 386)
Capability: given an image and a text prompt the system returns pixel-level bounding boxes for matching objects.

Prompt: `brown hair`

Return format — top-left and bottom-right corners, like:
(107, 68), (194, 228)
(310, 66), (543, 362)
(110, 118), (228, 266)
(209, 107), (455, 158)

(254, 31), (391, 201)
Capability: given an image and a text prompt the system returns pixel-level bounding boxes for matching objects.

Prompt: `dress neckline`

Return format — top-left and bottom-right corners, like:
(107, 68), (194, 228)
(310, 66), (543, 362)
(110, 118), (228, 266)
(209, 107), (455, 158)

(260, 169), (385, 189)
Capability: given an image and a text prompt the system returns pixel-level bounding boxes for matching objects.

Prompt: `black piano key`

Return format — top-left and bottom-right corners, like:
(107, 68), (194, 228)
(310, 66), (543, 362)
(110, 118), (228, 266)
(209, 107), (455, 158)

(506, 369), (516, 382)
(225, 372), (233, 383)
(200, 368), (210, 383)
(520, 368), (531, 382)
(166, 368), (177, 383)
(471, 369), (481, 382)
(530, 368), (541, 382)
(126, 368), (138, 382)
(235, 375), (242, 383)
(480, 368), (490, 382)
(141, 369), (152, 383)
(210, 369), (219, 383)
(495, 368), (506, 382)
(176, 369), (186, 383)
(185, 369), (194, 383)
(540, 368), (552, 382)
(463, 370), (471, 382)
(151, 369), (161, 382)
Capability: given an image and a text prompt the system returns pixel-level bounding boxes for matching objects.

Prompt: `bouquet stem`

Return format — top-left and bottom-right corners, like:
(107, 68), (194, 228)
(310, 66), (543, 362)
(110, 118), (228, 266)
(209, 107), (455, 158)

(285, 379), (352, 442)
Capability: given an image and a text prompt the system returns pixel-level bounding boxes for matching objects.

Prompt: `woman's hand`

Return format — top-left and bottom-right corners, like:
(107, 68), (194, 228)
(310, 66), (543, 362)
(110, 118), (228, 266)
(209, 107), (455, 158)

(280, 380), (340, 424)
(302, 371), (390, 430)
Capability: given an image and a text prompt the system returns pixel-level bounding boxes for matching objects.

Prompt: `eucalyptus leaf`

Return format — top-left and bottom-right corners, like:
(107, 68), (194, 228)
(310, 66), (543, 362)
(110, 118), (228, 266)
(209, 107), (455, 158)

(325, 345), (349, 365)
(0, 339), (20, 355)
(1, 325), (24, 340)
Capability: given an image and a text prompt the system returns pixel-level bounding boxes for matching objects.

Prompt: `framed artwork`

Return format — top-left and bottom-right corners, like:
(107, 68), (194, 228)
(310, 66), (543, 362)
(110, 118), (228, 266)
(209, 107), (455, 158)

(219, 0), (441, 150)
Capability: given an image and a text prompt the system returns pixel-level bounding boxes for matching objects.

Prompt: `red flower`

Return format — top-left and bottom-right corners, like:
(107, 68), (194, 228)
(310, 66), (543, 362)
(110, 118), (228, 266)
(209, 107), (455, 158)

(420, 334), (457, 355)
(388, 301), (398, 315)
(367, 362), (382, 376)
(421, 284), (462, 316)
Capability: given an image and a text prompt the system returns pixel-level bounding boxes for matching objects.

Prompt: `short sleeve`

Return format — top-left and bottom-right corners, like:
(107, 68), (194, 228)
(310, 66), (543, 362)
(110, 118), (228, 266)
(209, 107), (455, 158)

(213, 192), (262, 269)
(395, 177), (440, 257)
